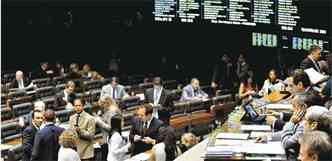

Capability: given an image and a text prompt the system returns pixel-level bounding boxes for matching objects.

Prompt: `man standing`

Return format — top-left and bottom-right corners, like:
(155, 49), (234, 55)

(69, 98), (96, 161)
(129, 104), (163, 155)
(31, 109), (64, 161)
(300, 45), (322, 73)
(22, 110), (44, 161)
(144, 77), (173, 125)
(100, 77), (129, 100)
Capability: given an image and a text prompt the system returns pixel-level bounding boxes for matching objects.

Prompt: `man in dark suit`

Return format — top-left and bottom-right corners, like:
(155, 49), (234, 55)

(129, 104), (163, 155)
(33, 62), (54, 79)
(31, 109), (64, 161)
(9, 70), (34, 89)
(144, 77), (174, 125)
(22, 110), (44, 161)
(211, 54), (235, 91)
(300, 45), (322, 73)
(55, 80), (77, 109)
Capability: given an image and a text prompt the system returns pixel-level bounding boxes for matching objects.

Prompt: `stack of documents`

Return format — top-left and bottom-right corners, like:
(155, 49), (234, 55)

(241, 125), (271, 131)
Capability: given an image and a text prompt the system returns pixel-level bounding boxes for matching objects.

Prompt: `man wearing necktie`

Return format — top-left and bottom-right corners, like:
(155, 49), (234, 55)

(129, 104), (163, 155)
(181, 78), (208, 101)
(69, 98), (95, 161)
(144, 77), (173, 124)
(100, 77), (129, 100)
(22, 110), (44, 161)
(300, 45), (323, 73)
(10, 70), (34, 89)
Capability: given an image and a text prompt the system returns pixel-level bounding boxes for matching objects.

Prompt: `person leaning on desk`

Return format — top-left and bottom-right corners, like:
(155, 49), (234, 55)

(180, 78), (208, 102)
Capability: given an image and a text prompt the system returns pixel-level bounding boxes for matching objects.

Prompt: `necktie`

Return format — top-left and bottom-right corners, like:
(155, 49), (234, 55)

(154, 88), (159, 104)
(75, 113), (80, 127)
(112, 87), (116, 99)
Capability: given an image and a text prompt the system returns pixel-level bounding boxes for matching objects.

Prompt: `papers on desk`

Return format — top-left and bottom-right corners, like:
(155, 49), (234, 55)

(214, 139), (246, 146)
(126, 152), (150, 161)
(241, 125), (271, 131)
(244, 141), (285, 155)
(249, 132), (272, 139)
(215, 133), (249, 140)
(135, 93), (145, 101)
(266, 104), (292, 110)
(304, 68), (329, 84)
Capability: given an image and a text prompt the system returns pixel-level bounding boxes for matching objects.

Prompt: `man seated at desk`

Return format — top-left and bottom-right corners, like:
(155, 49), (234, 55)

(9, 70), (36, 90)
(55, 80), (77, 110)
(129, 104), (163, 155)
(266, 69), (322, 131)
(100, 76), (129, 100)
(180, 78), (208, 102)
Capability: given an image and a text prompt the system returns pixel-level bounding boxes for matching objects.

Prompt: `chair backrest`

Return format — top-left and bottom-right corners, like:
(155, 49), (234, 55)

(53, 76), (65, 85)
(32, 78), (51, 88)
(36, 86), (55, 99)
(164, 80), (178, 90)
(12, 102), (33, 117)
(83, 80), (102, 91)
(118, 96), (141, 109)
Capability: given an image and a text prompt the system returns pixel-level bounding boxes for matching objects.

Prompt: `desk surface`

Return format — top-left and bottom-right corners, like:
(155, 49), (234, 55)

(174, 138), (208, 161)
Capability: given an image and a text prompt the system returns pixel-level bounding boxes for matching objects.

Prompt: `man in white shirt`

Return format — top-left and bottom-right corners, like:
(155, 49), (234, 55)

(10, 70), (35, 89)
(144, 77), (171, 120)
(100, 77), (129, 100)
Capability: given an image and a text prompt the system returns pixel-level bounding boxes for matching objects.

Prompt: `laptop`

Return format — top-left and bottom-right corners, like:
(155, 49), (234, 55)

(241, 102), (266, 124)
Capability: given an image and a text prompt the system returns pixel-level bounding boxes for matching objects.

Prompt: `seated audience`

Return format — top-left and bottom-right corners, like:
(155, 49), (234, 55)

(100, 77), (129, 100)
(69, 98), (96, 161)
(95, 96), (121, 161)
(129, 104), (163, 155)
(31, 109), (64, 161)
(107, 114), (131, 161)
(259, 69), (285, 96)
(9, 70), (35, 89)
(144, 77), (173, 124)
(300, 45), (323, 73)
(238, 73), (258, 101)
(266, 92), (322, 131)
(33, 62), (54, 79)
(53, 61), (65, 77)
(149, 126), (177, 161)
(22, 110), (44, 161)
(67, 63), (82, 79)
(280, 94), (308, 161)
(55, 80), (77, 109)
(79, 64), (104, 80)
(298, 131), (332, 161)
(58, 129), (81, 161)
(91, 71), (104, 81)
(180, 78), (208, 101)
(177, 133), (199, 155)
(303, 106), (332, 135)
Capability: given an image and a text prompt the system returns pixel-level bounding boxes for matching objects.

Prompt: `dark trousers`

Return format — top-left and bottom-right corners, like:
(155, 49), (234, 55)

(101, 143), (108, 161)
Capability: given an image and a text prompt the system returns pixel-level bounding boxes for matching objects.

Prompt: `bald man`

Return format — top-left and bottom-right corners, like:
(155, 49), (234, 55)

(9, 70), (34, 89)
(180, 78), (208, 101)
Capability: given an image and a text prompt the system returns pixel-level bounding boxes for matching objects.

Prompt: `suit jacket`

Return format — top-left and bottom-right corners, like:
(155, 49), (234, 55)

(300, 57), (321, 73)
(212, 61), (235, 90)
(180, 85), (208, 101)
(100, 84), (128, 100)
(55, 90), (77, 107)
(144, 88), (174, 124)
(144, 88), (169, 106)
(129, 117), (163, 155)
(31, 123), (64, 161)
(69, 111), (96, 159)
(22, 124), (39, 161)
(9, 79), (31, 89)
